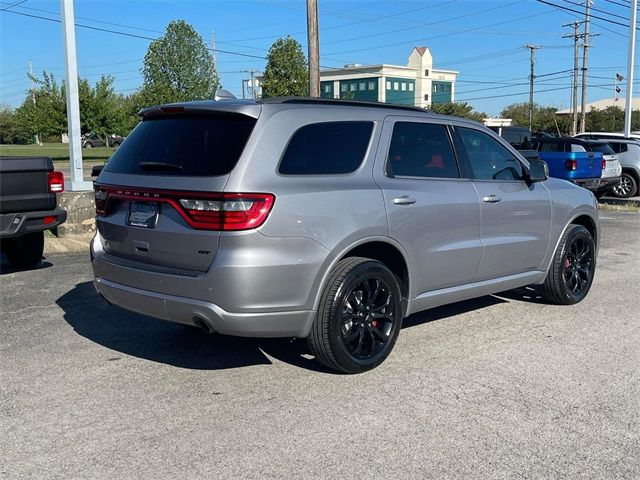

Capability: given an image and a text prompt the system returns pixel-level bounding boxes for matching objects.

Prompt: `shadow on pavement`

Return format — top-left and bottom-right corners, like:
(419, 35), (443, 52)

(0, 253), (53, 275)
(57, 281), (329, 372)
(57, 281), (530, 372)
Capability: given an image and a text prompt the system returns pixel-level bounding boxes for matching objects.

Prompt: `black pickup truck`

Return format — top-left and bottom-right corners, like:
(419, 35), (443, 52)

(0, 157), (67, 269)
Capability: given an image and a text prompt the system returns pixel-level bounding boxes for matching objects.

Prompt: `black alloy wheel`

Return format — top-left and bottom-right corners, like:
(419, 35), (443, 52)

(561, 234), (594, 298)
(542, 224), (596, 305)
(308, 257), (403, 373)
(339, 277), (395, 360)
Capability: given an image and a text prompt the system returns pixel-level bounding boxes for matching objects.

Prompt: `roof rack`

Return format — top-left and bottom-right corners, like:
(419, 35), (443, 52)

(259, 96), (434, 115)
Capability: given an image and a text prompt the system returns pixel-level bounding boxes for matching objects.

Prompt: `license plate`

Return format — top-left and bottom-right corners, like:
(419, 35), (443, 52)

(128, 201), (158, 228)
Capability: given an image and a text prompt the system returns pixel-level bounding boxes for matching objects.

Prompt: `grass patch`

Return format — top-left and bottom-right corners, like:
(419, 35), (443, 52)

(0, 143), (114, 162)
(598, 201), (640, 212)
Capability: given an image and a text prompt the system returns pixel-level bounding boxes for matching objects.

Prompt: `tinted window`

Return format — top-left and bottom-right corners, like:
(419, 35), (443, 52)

(502, 130), (531, 149)
(538, 141), (564, 152)
(105, 114), (256, 176)
(610, 142), (628, 153)
(585, 143), (615, 155)
(458, 127), (524, 181)
(279, 122), (373, 175)
(386, 122), (458, 178)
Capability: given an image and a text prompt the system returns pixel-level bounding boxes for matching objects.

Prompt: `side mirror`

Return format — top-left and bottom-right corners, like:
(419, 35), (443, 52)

(527, 159), (548, 183)
(91, 164), (104, 177)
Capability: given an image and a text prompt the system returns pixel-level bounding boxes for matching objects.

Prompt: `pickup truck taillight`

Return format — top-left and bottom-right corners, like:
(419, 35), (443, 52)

(602, 159), (607, 170)
(565, 159), (577, 171)
(94, 185), (275, 231)
(47, 171), (64, 193)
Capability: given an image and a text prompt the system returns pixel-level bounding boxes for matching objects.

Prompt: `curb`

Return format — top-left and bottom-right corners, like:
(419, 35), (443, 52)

(44, 233), (93, 255)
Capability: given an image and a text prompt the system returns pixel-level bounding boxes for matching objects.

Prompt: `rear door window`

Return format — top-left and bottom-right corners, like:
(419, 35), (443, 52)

(278, 121), (373, 175)
(386, 122), (459, 178)
(104, 114), (256, 176)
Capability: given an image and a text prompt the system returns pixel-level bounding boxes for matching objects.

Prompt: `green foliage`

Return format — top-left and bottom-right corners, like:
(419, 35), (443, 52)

(140, 20), (217, 106)
(429, 102), (486, 122)
(499, 102), (562, 133)
(0, 105), (16, 144)
(13, 72), (66, 143)
(78, 75), (130, 137)
(261, 36), (308, 98)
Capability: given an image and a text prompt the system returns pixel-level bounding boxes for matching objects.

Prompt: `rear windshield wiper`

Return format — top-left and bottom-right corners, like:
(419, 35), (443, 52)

(137, 161), (183, 171)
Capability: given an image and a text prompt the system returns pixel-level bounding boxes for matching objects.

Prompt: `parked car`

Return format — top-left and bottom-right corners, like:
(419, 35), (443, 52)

(488, 126), (538, 161)
(0, 156), (67, 269)
(82, 133), (125, 148)
(91, 98), (599, 373)
(532, 137), (603, 191)
(574, 134), (640, 197)
(581, 141), (622, 198)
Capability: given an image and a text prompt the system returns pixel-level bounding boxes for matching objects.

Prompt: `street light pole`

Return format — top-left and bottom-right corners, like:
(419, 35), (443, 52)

(60, 0), (90, 190)
(624, 0), (638, 137)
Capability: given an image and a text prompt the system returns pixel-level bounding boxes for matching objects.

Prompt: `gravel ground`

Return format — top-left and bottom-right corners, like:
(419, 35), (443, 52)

(1, 211), (638, 479)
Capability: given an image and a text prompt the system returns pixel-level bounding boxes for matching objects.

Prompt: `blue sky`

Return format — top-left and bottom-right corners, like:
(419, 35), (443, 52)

(0, 0), (638, 116)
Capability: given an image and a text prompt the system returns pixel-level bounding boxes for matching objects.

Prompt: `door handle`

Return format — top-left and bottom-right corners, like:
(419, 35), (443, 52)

(482, 195), (502, 203)
(393, 195), (417, 205)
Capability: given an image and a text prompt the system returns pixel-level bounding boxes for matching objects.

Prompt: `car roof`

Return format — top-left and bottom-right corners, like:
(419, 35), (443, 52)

(137, 97), (485, 127)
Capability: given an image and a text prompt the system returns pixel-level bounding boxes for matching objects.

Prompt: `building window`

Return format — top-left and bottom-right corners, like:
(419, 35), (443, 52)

(386, 81), (391, 90)
(393, 82), (399, 90)
(424, 69), (429, 77)
(350, 83), (357, 92)
(401, 83), (407, 91)
(368, 81), (376, 90)
(323, 84), (331, 93)
(359, 81), (366, 91)
(409, 83), (414, 91)
(433, 85), (437, 93)
(424, 94), (429, 101)
(341, 83), (347, 92)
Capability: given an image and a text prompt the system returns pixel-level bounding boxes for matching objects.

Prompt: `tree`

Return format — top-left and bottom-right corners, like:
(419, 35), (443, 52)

(429, 102), (486, 122)
(13, 71), (66, 143)
(140, 20), (217, 106)
(0, 105), (16, 144)
(78, 75), (130, 137)
(500, 102), (561, 133)
(261, 36), (308, 98)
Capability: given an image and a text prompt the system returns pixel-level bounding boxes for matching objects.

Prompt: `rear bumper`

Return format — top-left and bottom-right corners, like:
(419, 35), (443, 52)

(94, 276), (315, 337)
(596, 176), (621, 190)
(0, 208), (67, 239)
(570, 178), (600, 191)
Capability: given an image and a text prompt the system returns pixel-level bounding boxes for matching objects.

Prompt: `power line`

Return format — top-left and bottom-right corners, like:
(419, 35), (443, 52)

(536, 0), (636, 29)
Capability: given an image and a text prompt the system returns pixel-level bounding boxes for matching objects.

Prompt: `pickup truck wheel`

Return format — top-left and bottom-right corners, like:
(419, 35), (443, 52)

(308, 257), (402, 374)
(542, 225), (595, 305)
(611, 172), (638, 198)
(1, 232), (44, 270)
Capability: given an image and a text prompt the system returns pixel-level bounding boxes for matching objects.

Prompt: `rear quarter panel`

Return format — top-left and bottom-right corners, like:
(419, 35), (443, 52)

(538, 151), (603, 180)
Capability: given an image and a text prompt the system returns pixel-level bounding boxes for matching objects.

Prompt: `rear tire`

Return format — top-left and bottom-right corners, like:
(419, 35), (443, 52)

(542, 225), (595, 305)
(611, 172), (638, 198)
(1, 232), (44, 270)
(308, 257), (403, 374)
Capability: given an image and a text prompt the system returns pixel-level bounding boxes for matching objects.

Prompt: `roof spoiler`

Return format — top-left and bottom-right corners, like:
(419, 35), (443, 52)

(214, 88), (237, 101)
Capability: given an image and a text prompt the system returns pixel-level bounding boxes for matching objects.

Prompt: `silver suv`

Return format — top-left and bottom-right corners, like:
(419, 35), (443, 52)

(575, 133), (640, 197)
(92, 98), (599, 373)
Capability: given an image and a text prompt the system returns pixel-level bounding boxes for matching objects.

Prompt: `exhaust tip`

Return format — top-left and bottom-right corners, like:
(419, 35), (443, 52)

(193, 317), (214, 334)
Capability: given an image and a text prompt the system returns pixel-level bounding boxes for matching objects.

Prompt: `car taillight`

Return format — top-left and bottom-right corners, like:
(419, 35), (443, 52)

(602, 159), (607, 170)
(94, 187), (108, 216)
(178, 194), (274, 231)
(93, 185), (275, 231)
(565, 159), (577, 171)
(47, 171), (64, 193)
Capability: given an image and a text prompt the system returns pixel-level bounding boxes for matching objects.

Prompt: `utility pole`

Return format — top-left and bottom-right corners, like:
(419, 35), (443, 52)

(563, 22), (581, 136)
(624, 0), (637, 137)
(60, 0), (90, 191)
(211, 31), (218, 92)
(306, 0), (320, 97)
(580, 1), (592, 133)
(28, 60), (40, 145)
(524, 44), (541, 132)
(243, 70), (259, 99)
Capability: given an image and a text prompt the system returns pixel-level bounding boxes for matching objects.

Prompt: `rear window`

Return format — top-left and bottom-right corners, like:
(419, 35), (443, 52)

(278, 121), (373, 175)
(104, 114), (256, 176)
(586, 143), (615, 155)
(538, 141), (563, 152)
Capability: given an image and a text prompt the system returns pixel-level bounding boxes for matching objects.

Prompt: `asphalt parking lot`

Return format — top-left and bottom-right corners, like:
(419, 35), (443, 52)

(1, 211), (639, 479)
